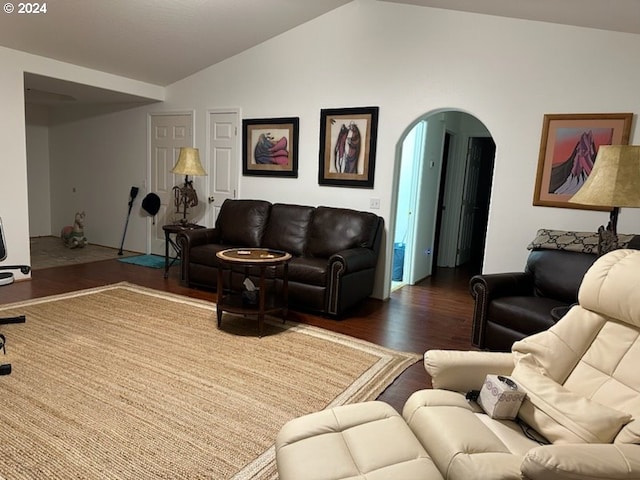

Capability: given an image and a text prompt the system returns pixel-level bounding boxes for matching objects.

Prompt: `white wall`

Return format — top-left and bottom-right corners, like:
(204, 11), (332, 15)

(48, 106), (152, 251)
(25, 105), (52, 237)
(5, 1), (640, 297)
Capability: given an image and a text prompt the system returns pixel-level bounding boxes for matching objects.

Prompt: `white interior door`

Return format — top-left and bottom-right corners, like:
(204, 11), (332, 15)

(149, 113), (193, 255)
(411, 116), (445, 282)
(206, 109), (239, 225)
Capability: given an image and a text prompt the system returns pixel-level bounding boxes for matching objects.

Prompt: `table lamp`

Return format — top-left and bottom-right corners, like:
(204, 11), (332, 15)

(569, 145), (640, 255)
(171, 147), (207, 224)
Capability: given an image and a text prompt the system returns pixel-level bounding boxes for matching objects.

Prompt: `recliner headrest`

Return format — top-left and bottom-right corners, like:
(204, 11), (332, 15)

(578, 249), (640, 328)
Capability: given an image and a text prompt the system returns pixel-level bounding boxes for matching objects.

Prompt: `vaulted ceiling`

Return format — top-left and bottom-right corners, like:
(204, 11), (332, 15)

(3, 0), (638, 104)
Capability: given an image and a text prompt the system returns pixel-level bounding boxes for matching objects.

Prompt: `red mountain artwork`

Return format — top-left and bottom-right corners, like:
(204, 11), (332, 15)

(549, 128), (613, 195)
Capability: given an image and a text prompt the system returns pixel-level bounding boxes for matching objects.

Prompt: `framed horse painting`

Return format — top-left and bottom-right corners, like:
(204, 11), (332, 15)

(318, 106), (379, 188)
(242, 117), (299, 177)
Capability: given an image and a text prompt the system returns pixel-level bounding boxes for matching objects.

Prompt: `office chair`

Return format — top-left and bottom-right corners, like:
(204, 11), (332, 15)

(0, 217), (29, 375)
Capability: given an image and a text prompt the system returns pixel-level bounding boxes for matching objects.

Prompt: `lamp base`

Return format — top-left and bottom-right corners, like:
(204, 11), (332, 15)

(597, 226), (618, 256)
(597, 207), (620, 256)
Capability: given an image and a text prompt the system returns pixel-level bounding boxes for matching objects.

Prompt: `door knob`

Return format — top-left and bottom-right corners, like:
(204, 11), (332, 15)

(208, 196), (215, 203)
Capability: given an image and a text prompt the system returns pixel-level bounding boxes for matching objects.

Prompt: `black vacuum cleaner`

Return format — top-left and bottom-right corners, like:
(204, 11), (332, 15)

(118, 186), (140, 255)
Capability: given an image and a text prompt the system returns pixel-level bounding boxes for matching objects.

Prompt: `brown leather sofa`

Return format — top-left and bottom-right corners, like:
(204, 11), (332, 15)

(176, 199), (384, 316)
(469, 248), (598, 352)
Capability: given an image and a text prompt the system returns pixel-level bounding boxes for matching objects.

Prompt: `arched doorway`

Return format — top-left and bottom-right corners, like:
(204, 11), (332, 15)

(391, 110), (495, 290)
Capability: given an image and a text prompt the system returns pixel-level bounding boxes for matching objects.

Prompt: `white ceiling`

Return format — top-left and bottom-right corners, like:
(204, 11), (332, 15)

(4, 0), (639, 104)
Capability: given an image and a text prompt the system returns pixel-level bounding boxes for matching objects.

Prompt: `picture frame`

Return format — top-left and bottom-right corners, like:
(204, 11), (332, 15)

(318, 106), (379, 188)
(242, 117), (299, 177)
(533, 112), (633, 209)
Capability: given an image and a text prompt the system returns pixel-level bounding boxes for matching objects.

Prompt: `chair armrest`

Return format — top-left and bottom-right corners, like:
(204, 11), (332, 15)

(329, 247), (377, 274)
(522, 444), (640, 480)
(469, 272), (534, 300)
(469, 272), (534, 348)
(424, 349), (514, 392)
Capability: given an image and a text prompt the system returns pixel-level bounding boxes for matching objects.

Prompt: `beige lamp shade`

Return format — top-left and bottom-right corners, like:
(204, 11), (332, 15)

(569, 145), (640, 207)
(171, 147), (207, 176)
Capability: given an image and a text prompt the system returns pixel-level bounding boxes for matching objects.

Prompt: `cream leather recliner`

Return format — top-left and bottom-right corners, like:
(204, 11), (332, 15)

(276, 249), (640, 480)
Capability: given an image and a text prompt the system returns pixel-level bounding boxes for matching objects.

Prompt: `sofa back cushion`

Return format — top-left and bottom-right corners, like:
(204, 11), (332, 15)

(306, 207), (380, 258)
(261, 204), (314, 256)
(215, 199), (271, 247)
(526, 249), (596, 303)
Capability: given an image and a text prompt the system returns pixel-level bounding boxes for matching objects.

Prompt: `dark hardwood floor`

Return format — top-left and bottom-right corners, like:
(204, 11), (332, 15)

(0, 260), (477, 413)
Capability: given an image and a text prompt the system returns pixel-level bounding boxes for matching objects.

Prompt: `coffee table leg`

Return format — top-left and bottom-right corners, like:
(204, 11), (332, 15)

(282, 263), (289, 322)
(258, 267), (267, 337)
(217, 266), (224, 328)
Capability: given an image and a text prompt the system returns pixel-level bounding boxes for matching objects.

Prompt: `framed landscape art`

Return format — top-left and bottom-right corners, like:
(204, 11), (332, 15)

(318, 106), (379, 188)
(242, 117), (299, 177)
(533, 112), (633, 209)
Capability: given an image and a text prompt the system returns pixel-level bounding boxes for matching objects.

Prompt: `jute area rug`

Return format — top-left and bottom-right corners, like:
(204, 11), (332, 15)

(0, 283), (420, 479)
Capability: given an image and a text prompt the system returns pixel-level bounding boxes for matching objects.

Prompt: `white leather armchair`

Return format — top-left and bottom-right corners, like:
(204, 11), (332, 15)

(276, 249), (640, 480)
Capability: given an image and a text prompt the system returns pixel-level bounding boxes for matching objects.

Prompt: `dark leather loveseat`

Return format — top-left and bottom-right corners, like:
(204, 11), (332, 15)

(177, 199), (384, 317)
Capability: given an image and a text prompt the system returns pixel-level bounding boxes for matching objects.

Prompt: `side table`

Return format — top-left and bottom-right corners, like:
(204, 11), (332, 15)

(162, 223), (205, 279)
(216, 248), (292, 337)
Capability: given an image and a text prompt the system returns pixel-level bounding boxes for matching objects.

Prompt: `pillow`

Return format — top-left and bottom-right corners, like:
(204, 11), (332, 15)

(512, 364), (632, 444)
(527, 229), (636, 254)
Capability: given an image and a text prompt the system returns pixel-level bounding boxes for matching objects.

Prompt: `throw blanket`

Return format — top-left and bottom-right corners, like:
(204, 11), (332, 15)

(527, 229), (637, 254)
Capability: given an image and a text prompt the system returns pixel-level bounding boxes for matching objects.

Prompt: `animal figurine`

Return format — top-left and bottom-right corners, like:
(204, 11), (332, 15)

(61, 211), (88, 249)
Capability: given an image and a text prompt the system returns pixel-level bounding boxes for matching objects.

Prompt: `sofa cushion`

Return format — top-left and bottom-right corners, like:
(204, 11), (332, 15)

(307, 207), (379, 258)
(215, 199), (271, 247)
(288, 256), (327, 287)
(189, 243), (228, 267)
(404, 390), (530, 479)
(261, 203), (314, 256)
(526, 250), (596, 303)
(488, 296), (564, 335)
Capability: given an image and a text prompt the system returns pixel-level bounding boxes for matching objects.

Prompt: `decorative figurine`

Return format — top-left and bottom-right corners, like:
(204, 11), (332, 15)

(61, 211), (88, 248)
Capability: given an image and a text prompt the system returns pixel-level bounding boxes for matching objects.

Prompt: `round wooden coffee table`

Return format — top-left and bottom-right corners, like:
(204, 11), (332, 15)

(215, 248), (292, 336)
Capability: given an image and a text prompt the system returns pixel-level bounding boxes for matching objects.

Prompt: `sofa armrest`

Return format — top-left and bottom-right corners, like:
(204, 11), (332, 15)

(325, 247), (378, 316)
(522, 444), (640, 480)
(424, 349), (514, 392)
(469, 272), (534, 348)
(177, 227), (219, 250)
(329, 247), (377, 273)
(177, 228), (219, 285)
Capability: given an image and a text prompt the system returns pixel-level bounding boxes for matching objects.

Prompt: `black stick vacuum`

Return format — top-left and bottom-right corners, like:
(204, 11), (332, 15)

(118, 186), (139, 255)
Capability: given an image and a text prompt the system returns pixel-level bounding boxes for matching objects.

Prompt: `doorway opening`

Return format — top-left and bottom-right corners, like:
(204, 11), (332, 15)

(391, 110), (495, 291)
